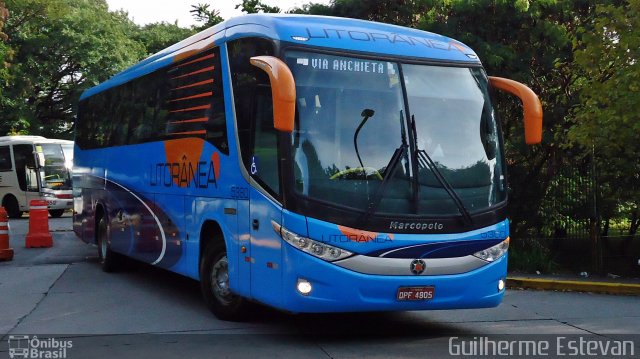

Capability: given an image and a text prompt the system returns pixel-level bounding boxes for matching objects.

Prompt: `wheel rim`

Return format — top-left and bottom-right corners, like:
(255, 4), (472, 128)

(100, 232), (107, 261)
(210, 256), (234, 305)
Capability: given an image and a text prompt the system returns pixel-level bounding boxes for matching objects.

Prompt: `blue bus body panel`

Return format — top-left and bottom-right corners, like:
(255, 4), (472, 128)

(273, 212), (508, 312)
(280, 243), (507, 313)
(74, 139), (242, 278)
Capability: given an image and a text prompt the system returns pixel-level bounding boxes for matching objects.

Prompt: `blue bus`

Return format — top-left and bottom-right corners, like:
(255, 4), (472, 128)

(74, 14), (542, 320)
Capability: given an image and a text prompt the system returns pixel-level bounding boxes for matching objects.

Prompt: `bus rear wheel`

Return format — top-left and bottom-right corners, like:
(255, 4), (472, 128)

(200, 244), (249, 321)
(2, 195), (22, 219)
(49, 209), (65, 218)
(97, 217), (120, 272)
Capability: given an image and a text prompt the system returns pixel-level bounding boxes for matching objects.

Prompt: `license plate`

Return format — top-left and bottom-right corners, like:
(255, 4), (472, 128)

(396, 286), (435, 301)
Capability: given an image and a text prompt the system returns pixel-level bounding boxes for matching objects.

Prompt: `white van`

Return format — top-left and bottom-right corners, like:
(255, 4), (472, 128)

(0, 136), (73, 218)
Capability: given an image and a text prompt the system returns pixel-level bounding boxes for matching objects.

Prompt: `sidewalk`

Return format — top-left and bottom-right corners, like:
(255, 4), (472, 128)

(507, 274), (640, 296)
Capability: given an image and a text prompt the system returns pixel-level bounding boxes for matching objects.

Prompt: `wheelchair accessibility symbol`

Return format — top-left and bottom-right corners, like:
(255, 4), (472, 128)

(250, 156), (258, 175)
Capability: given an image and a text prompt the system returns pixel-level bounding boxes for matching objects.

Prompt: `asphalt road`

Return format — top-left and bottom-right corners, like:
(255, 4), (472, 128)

(1, 215), (639, 358)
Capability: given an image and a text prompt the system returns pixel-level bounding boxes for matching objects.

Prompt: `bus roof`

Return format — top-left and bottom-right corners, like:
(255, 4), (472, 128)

(0, 136), (73, 145)
(81, 14), (480, 100)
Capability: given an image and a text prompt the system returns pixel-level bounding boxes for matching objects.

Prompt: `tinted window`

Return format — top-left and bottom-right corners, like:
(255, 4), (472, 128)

(252, 87), (279, 194)
(228, 38), (278, 195)
(0, 146), (11, 171)
(76, 47), (228, 154)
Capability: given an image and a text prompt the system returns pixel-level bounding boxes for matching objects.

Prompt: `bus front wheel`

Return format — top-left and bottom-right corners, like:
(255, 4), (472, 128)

(2, 195), (22, 219)
(49, 209), (65, 218)
(200, 244), (249, 321)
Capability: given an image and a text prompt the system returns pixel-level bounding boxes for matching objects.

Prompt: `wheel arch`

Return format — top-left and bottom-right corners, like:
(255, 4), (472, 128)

(1, 193), (21, 218)
(199, 220), (226, 270)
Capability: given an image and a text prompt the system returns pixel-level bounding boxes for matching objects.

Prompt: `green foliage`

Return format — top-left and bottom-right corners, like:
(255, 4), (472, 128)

(1, 0), (146, 138)
(0, 1), (7, 40)
(190, 3), (224, 30)
(0, 1), (11, 99)
(508, 237), (558, 274)
(134, 22), (196, 55)
(568, 0), (640, 230)
(236, 0), (281, 14)
(287, 2), (334, 15)
(0, 0), (202, 138)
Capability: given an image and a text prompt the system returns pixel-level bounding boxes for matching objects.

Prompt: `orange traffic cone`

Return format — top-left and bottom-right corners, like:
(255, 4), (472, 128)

(25, 200), (53, 248)
(0, 207), (14, 261)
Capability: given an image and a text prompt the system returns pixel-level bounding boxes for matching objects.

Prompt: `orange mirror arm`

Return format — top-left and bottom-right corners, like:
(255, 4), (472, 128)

(250, 56), (296, 133)
(489, 76), (543, 144)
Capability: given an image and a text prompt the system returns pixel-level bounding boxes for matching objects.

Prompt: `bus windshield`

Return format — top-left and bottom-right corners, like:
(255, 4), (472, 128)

(286, 51), (506, 217)
(38, 143), (72, 190)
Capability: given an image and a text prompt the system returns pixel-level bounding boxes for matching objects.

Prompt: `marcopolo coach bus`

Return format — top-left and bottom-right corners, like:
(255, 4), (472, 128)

(73, 14), (542, 320)
(0, 136), (73, 218)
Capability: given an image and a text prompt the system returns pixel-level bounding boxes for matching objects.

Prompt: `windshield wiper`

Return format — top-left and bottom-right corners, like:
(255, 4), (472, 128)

(360, 110), (409, 222)
(411, 115), (473, 226)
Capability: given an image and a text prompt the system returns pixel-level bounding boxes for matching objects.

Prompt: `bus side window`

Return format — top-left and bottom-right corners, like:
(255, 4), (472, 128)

(252, 86), (279, 194)
(228, 37), (279, 197)
(0, 146), (11, 171)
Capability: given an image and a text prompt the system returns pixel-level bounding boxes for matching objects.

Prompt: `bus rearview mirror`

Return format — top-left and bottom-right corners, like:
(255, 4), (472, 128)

(35, 151), (45, 168)
(250, 56), (296, 133)
(489, 76), (543, 145)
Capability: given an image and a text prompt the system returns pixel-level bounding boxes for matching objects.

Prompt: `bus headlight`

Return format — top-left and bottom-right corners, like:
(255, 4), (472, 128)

(272, 221), (352, 262)
(473, 237), (509, 262)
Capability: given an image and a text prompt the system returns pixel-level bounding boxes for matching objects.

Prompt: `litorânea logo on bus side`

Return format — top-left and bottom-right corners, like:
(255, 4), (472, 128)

(7, 335), (72, 359)
(295, 27), (472, 55)
(149, 138), (221, 189)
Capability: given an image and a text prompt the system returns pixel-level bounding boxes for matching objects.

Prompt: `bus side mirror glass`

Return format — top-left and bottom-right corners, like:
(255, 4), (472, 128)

(35, 152), (45, 168)
(250, 56), (296, 133)
(488, 76), (543, 145)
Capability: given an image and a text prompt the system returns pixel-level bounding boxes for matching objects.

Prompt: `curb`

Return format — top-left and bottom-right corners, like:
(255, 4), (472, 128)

(507, 277), (640, 296)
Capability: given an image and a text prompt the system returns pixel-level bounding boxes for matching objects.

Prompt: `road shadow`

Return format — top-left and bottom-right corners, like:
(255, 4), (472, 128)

(122, 261), (470, 340)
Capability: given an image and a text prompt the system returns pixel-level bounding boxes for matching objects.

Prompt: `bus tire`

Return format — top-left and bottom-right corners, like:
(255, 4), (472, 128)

(49, 209), (65, 218)
(200, 244), (249, 321)
(2, 195), (22, 219)
(97, 217), (120, 272)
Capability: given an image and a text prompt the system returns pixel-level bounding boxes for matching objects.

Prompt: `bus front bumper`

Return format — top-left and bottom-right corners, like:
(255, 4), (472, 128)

(279, 244), (507, 313)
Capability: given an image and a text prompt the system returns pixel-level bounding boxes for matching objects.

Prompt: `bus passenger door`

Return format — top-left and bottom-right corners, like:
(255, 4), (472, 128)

(12, 145), (40, 210)
(234, 194), (251, 297)
(247, 87), (284, 307)
(249, 189), (282, 307)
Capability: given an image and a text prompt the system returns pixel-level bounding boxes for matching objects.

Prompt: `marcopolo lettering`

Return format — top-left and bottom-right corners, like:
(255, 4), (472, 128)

(302, 27), (466, 52)
(150, 161), (217, 189)
(389, 221), (444, 231)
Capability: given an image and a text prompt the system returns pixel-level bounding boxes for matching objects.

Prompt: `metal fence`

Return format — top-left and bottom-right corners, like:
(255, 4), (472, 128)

(528, 158), (639, 276)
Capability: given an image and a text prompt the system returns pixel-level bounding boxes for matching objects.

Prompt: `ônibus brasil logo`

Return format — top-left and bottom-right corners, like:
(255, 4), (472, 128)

(7, 335), (72, 359)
